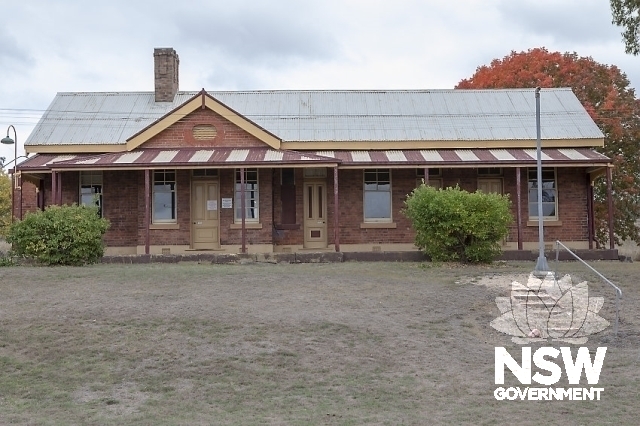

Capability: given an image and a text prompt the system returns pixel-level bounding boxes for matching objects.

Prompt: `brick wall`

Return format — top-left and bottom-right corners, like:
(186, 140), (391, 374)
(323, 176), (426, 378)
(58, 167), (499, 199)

(26, 166), (591, 250)
(141, 109), (268, 149)
(154, 48), (179, 102)
(103, 171), (138, 247)
(335, 169), (416, 245)
(13, 178), (39, 219)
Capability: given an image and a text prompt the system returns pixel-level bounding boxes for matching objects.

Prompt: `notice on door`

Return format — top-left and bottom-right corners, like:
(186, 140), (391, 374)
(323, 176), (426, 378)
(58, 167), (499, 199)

(206, 200), (218, 211)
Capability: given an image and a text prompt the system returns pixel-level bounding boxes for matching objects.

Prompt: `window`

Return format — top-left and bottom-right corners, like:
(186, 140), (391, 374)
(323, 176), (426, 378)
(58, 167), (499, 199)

(79, 171), (103, 217)
(528, 168), (557, 220)
(364, 169), (392, 222)
(416, 168), (441, 178)
(153, 170), (177, 223)
(303, 168), (327, 178)
(416, 168), (442, 188)
(235, 169), (259, 221)
(192, 169), (218, 177)
(478, 167), (502, 176)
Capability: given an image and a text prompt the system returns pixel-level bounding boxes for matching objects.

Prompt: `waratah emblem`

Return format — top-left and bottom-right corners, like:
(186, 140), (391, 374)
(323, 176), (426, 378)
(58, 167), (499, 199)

(490, 273), (609, 344)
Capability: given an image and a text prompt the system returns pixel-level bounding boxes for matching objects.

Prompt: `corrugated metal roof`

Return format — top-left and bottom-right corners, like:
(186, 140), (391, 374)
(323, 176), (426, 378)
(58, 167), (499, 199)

(18, 147), (609, 172)
(25, 88), (604, 146)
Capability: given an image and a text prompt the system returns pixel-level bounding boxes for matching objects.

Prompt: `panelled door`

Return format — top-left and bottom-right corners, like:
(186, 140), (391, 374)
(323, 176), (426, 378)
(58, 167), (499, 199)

(191, 180), (220, 249)
(303, 182), (327, 249)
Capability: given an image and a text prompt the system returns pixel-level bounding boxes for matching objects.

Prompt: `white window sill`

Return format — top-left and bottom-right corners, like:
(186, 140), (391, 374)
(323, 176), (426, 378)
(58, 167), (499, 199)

(150, 223), (180, 230)
(527, 220), (563, 227)
(230, 223), (263, 229)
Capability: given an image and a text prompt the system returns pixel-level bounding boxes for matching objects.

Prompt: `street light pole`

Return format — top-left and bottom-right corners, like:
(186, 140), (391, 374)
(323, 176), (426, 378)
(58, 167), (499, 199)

(1, 125), (18, 223)
(534, 88), (550, 275)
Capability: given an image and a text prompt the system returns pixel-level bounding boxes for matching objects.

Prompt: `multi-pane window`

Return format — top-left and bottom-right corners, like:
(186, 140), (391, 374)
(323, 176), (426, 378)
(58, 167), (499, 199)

(79, 171), (103, 217)
(477, 167), (502, 176)
(235, 169), (259, 221)
(528, 168), (557, 220)
(153, 170), (177, 223)
(192, 169), (218, 177)
(364, 169), (392, 221)
(416, 168), (442, 189)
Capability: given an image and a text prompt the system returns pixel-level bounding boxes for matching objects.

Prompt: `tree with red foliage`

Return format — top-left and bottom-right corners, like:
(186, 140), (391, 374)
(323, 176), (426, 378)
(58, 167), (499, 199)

(457, 48), (640, 246)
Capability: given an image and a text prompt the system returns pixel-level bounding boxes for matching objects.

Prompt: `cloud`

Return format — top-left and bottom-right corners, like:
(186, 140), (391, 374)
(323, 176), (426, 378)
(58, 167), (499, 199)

(496, 0), (620, 46)
(0, 29), (34, 72)
(173, 1), (340, 67)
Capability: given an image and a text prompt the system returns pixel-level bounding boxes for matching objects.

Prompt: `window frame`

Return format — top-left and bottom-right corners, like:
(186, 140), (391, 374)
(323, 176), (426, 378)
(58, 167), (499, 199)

(363, 168), (392, 223)
(527, 167), (558, 221)
(79, 171), (103, 217)
(235, 168), (259, 223)
(152, 170), (177, 224)
(416, 168), (442, 188)
(192, 169), (218, 178)
(477, 167), (503, 176)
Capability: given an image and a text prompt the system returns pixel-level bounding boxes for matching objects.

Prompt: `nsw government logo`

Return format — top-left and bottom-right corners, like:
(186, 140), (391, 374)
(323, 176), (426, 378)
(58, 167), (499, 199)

(490, 273), (608, 401)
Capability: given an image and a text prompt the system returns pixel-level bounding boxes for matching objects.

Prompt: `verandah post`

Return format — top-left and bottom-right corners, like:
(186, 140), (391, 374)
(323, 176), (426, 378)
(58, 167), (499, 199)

(51, 171), (57, 206)
(56, 172), (62, 205)
(241, 167), (246, 254)
(587, 174), (595, 250)
(606, 166), (615, 250)
(333, 166), (340, 252)
(144, 169), (150, 255)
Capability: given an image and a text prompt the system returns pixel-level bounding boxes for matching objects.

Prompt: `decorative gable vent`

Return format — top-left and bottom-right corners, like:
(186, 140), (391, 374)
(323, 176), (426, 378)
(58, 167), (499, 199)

(192, 124), (217, 140)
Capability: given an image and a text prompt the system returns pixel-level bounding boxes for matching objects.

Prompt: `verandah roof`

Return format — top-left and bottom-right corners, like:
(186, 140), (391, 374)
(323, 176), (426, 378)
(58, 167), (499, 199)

(313, 148), (610, 168)
(17, 148), (340, 172)
(17, 147), (610, 173)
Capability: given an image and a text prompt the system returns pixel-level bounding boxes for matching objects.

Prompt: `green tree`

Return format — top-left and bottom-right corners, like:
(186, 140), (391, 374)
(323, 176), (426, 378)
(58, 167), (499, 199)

(611, 0), (640, 55)
(0, 170), (11, 235)
(404, 185), (513, 263)
(457, 48), (640, 246)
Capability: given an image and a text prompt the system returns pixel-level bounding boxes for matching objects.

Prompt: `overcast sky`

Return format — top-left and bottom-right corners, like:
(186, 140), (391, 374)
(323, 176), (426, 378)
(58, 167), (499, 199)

(0, 0), (637, 165)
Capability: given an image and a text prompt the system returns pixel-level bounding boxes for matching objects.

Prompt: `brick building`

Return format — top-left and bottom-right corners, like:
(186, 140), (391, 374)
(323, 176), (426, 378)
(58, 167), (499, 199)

(15, 48), (614, 256)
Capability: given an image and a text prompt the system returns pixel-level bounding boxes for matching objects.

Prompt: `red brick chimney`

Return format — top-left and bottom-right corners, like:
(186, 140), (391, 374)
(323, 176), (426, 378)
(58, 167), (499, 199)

(154, 48), (179, 102)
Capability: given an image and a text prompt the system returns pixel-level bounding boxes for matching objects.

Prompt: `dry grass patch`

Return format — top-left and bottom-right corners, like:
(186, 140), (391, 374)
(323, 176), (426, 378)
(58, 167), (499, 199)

(0, 261), (638, 425)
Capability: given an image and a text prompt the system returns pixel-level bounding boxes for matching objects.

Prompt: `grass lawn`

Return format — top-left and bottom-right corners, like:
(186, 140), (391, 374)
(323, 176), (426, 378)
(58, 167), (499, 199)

(0, 260), (638, 425)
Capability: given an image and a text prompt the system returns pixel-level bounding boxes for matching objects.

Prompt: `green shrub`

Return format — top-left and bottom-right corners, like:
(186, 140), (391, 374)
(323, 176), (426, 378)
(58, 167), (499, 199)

(7, 204), (110, 265)
(404, 185), (513, 263)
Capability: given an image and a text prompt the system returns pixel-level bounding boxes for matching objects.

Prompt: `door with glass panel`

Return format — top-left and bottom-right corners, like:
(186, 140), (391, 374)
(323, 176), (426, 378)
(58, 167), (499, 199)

(191, 180), (220, 249)
(303, 182), (327, 249)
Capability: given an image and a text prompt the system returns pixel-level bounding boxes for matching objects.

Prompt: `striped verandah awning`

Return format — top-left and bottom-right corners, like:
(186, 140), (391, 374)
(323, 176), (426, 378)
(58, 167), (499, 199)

(311, 148), (610, 168)
(17, 147), (341, 172)
(17, 147), (611, 173)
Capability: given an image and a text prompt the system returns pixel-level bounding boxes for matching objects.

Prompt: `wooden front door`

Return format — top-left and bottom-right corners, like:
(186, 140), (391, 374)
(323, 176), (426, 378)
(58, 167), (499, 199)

(478, 178), (503, 194)
(191, 180), (220, 249)
(303, 182), (327, 249)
